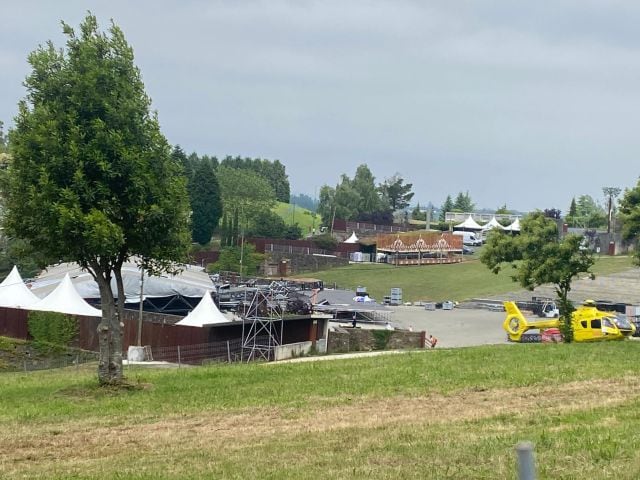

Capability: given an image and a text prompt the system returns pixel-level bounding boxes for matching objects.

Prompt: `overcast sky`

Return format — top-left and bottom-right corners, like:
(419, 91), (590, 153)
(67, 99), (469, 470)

(2, 1), (640, 212)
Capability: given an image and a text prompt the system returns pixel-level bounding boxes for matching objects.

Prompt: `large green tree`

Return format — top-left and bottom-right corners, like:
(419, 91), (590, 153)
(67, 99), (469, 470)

(619, 178), (640, 265)
(453, 191), (474, 212)
(220, 156), (289, 202)
(217, 165), (275, 272)
(0, 121), (7, 153)
(480, 211), (595, 342)
(217, 165), (275, 225)
(566, 194), (606, 228)
(172, 147), (223, 245)
(316, 165), (395, 226)
(4, 14), (190, 384)
(439, 195), (454, 222)
(190, 158), (222, 245)
(379, 174), (414, 211)
(352, 164), (382, 214)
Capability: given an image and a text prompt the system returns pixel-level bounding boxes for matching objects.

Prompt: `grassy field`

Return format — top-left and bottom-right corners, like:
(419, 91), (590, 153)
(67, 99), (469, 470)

(273, 201), (321, 235)
(302, 254), (636, 302)
(1, 342), (639, 479)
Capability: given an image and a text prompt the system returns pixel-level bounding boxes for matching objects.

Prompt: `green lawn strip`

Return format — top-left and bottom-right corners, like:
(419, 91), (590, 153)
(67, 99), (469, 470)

(1, 343), (637, 424)
(303, 255), (636, 302)
(590, 254), (636, 276)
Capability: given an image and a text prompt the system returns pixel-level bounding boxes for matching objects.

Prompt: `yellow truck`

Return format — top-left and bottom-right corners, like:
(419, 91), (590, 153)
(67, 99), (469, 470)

(503, 300), (636, 342)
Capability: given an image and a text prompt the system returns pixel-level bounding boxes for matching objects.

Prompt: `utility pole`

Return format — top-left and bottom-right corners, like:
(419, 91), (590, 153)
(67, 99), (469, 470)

(602, 187), (621, 234)
(137, 268), (144, 346)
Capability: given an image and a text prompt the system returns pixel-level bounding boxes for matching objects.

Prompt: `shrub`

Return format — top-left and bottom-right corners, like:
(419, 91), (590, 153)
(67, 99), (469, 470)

(312, 234), (338, 251)
(372, 330), (394, 350)
(27, 311), (78, 352)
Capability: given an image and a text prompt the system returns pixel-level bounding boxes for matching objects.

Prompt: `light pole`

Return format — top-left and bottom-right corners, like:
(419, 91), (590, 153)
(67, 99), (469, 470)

(602, 187), (621, 234)
(137, 267), (144, 346)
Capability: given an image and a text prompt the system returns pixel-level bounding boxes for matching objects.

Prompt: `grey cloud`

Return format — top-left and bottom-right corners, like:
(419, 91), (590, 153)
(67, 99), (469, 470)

(2, 1), (640, 212)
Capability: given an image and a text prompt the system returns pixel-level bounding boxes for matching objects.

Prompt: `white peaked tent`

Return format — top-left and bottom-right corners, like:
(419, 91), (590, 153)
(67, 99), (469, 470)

(482, 217), (505, 231)
(344, 231), (359, 243)
(455, 215), (482, 230)
(30, 273), (102, 317)
(0, 265), (40, 308)
(505, 218), (521, 232)
(176, 291), (230, 327)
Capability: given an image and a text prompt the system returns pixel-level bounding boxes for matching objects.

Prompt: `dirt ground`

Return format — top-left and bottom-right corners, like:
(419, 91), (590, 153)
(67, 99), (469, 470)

(388, 306), (508, 348)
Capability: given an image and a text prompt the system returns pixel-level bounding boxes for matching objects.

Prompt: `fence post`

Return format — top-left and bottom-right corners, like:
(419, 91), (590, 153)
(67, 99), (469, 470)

(76, 354), (79, 370)
(227, 340), (231, 363)
(24, 359), (27, 372)
(177, 345), (181, 368)
(516, 441), (536, 480)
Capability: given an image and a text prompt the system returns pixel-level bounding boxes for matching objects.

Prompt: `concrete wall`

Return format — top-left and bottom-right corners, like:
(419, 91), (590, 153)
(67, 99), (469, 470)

(273, 338), (328, 361)
(327, 328), (425, 353)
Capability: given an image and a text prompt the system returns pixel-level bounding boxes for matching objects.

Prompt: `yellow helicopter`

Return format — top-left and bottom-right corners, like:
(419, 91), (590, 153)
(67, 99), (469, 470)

(503, 300), (636, 343)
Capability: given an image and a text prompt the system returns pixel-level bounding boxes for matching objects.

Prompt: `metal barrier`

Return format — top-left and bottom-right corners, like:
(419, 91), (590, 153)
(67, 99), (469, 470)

(151, 338), (244, 365)
(3, 351), (99, 373)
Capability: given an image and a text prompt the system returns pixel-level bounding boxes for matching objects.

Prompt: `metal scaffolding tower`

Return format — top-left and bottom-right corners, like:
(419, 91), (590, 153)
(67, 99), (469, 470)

(241, 288), (284, 362)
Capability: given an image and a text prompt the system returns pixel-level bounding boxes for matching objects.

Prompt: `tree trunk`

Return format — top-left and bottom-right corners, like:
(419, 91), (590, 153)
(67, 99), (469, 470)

(556, 279), (575, 343)
(95, 270), (123, 385)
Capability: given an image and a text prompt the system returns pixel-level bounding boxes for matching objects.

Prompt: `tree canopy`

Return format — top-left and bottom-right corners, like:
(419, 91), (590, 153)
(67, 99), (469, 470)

(439, 195), (454, 222)
(190, 158), (222, 245)
(4, 14), (190, 383)
(217, 165), (276, 243)
(453, 191), (475, 212)
(379, 174), (414, 211)
(220, 156), (290, 203)
(565, 194), (606, 228)
(316, 164), (394, 226)
(480, 211), (595, 342)
(619, 178), (640, 265)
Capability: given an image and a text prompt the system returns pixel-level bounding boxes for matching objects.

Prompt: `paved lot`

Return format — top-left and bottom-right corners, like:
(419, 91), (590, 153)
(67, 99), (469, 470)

(388, 306), (509, 348)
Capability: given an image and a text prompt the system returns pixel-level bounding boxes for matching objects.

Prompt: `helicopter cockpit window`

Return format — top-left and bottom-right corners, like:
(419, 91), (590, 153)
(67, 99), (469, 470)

(613, 315), (632, 329)
(591, 319), (601, 329)
(602, 318), (614, 329)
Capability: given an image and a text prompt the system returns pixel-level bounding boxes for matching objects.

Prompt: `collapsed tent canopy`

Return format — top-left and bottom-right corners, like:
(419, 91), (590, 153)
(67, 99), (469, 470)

(30, 261), (214, 302)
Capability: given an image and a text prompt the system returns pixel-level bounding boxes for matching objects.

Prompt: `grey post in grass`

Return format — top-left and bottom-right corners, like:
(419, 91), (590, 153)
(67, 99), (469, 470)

(516, 441), (536, 480)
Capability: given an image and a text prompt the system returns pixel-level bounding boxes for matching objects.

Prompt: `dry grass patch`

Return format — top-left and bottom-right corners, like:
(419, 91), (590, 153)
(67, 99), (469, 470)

(2, 376), (639, 479)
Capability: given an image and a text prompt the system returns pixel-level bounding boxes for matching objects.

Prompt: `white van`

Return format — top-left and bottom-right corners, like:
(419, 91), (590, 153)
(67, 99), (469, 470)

(453, 230), (482, 246)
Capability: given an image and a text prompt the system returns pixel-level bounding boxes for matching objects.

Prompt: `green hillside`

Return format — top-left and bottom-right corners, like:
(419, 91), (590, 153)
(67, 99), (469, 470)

(273, 201), (321, 236)
(303, 254), (636, 302)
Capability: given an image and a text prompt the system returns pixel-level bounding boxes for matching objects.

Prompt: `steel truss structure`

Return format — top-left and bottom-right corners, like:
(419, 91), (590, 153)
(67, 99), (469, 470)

(241, 288), (285, 362)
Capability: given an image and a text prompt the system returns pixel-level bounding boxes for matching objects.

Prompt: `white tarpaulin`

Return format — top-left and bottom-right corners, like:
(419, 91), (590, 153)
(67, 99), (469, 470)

(30, 273), (102, 317)
(30, 261), (214, 302)
(344, 231), (359, 243)
(176, 291), (231, 327)
(0, 265), (40, 308)
(454, 215), (482, 230)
